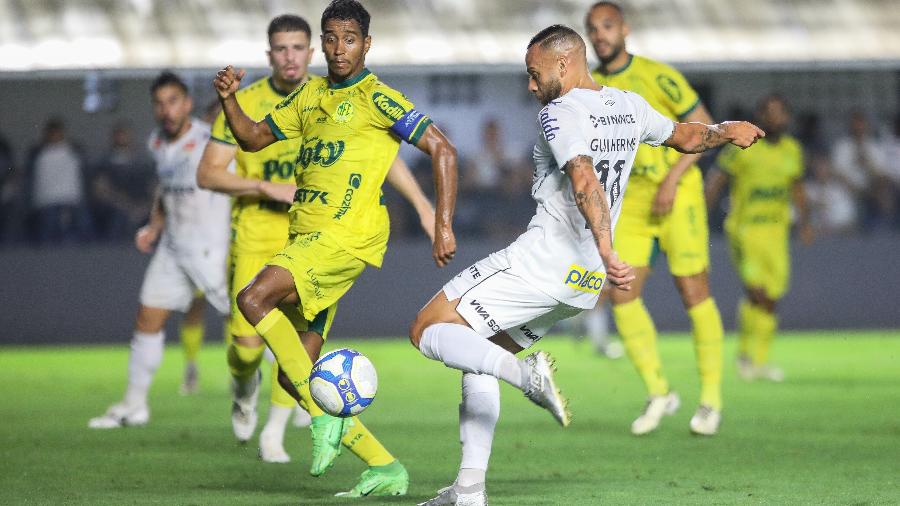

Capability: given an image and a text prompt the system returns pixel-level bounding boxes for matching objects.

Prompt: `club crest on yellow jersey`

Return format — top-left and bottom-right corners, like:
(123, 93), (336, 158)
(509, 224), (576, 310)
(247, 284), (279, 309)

(332, 100), (354, 124)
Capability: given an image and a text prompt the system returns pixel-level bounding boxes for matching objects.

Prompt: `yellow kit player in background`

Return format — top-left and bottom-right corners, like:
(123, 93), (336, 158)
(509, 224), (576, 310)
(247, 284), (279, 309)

(706, 95), (811, 382)
(587, 1), (725, 435)
(212, 0), (457, 498)
(198, 14), (436, 466)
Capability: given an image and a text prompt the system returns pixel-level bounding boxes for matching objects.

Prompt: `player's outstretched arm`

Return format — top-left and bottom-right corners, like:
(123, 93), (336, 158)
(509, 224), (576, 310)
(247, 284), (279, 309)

(665, 121), (765, 154)
(385, 156), (436, 242)
(413, 124), (458, 267)
(213, 66), (277, 152)
(196, 141), (295, 203)
(566, 156), (635, 290)
(652, 105), (715, 216)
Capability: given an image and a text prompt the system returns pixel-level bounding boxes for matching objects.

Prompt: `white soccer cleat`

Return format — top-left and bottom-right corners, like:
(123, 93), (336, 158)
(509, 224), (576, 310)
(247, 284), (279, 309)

(292, 405), (312, 428)
(231, 370), (260, 443)
(756, 364), (785, 383)
(522, 351), (571, 427)
(597, 340), (625, 359)
(258, 429), (291, 463)
(736, 354), (757, 381)
(630, 391), (680, 435)
(417, 485), (488, 506)
(88, 401), (149, 429)
(689, 405), (721, 436)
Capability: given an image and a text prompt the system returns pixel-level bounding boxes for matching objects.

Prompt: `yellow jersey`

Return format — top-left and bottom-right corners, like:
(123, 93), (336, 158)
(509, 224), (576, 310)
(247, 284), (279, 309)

(716, 135), (804, 233)
(264, 69), (432, 268)
(211, 77), (298, 256)
(592, 54), (701, 187)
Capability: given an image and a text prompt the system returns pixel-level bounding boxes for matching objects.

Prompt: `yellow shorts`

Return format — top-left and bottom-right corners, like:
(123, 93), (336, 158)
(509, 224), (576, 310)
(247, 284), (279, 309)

(229, 250), (338, 339)
(267, 231), (365, 324)
(614, 172), (709, 277)
(727, 227), (790, 300)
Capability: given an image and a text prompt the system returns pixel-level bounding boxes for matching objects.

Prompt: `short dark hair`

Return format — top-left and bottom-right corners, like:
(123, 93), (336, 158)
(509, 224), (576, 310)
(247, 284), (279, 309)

(589, 1), (624, 17)
(268, 14), (312, 41)
(321, 0), (371, 38)
(150, 71), (188, 96)
(528, 24), (583, 50)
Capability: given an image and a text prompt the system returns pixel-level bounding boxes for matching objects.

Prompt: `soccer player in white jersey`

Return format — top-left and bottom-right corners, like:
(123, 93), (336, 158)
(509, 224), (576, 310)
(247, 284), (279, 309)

(408, 25), (764, 506)
(89, 72), (232, 429)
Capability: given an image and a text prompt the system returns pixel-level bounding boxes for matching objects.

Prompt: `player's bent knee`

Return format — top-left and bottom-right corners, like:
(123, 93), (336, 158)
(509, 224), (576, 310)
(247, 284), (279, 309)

(236, 284), (267, 325)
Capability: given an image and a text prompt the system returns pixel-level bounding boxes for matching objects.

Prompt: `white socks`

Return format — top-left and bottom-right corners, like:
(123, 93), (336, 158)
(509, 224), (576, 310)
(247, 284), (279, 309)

(260, 404), (292, 442)
(419, 323), (526, 389)
(124, 330), (165, 406)
(457, 372), (499, 487)
(584, 305), (610, 347)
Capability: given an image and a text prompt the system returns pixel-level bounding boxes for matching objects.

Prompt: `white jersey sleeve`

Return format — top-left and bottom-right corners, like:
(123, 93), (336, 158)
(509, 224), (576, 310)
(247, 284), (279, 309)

(626, 91), (676, 147)
(540, 100), (593, 173)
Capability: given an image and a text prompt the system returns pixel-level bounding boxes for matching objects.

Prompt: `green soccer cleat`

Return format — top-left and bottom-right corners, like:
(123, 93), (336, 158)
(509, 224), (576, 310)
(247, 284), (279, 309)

(309, 415), (353, 476)
(334, 460), (409, 498)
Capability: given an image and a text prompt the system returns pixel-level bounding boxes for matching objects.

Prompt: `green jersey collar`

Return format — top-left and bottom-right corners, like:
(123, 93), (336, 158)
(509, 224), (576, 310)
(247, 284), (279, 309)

(596, 54), (634, 77)
(267, 77), (291, 97)
(329, 68), (372, 89)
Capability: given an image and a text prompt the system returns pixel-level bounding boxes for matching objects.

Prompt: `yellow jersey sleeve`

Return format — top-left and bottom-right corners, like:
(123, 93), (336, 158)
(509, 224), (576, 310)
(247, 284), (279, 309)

(210, 110), (235, 145)
(264, 82), (308, 141)
(368, 84), (433, 145)
(652, 61), (701, 120)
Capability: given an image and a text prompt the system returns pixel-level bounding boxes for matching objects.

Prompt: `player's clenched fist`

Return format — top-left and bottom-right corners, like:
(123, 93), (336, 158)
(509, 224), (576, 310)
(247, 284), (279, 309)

(432, 226), (457, 268)
(724, 121), (766, 149)
(213, 65), (246, 99)
(603, 250), (635, 291)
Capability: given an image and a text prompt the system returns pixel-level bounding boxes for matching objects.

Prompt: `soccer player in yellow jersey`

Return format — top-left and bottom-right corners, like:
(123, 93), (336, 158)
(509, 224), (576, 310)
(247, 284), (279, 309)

(213, 0), (457, 498)
(198, 15), (436, 466)
(706, 95), (811, 382)
(586, 1), (725, 435)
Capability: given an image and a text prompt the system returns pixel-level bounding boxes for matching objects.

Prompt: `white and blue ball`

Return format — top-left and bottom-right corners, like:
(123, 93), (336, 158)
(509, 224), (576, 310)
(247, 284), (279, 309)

(309, 348), (377, 417)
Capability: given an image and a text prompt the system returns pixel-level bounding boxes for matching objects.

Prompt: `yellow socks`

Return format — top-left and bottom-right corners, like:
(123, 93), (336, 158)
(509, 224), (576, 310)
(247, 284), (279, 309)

(254, 309), (324, 416)
(342, 417), (395, 466)
(738, 299), (754, 358)
(180, 322), (204, 363)
(226, 341), (264, 380)
(738, 299), (778, 366)
(688, 298), (723, 411)
(613, 298), (669, 396)
(270, 360), (298, 408)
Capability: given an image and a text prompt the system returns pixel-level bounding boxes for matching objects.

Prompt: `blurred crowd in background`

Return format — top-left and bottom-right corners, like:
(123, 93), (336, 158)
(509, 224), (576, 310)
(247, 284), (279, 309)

(2, 107), (900, 247)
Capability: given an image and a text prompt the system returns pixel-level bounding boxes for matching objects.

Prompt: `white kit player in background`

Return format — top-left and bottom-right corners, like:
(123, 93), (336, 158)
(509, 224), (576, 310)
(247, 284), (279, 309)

(408, 26), (765, 506)
(90, 72), (231, 429)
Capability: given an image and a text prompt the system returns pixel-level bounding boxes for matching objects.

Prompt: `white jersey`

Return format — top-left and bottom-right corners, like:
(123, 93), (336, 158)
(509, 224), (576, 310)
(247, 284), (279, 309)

(504, 87), (675, 309)
(148, 119), (230, 257)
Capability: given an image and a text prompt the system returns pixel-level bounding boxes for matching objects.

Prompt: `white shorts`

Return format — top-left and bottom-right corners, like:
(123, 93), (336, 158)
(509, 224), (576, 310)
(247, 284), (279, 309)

(443, 250), (583, 350)
(139, 245), (229, 314)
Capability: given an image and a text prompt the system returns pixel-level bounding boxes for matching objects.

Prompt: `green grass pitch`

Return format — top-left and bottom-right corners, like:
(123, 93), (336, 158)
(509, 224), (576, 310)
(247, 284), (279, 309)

(1, 331), (898, 505)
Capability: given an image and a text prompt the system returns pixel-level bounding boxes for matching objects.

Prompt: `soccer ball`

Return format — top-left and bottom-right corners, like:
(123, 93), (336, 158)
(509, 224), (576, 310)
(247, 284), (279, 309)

(309, 348), (378, 417)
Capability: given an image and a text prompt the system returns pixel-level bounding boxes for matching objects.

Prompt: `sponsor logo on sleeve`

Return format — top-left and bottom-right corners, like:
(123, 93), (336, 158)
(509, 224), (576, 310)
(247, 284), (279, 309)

(564, 264), (605, 294)
(656, 74), (683, 103)
(539, 107), (560, 141)
(373, 91), (407, 122)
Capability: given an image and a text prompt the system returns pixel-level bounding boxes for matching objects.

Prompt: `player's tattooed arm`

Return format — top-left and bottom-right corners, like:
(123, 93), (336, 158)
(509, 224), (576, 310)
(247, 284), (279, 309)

(566, 156), (635, 290)
(213, 66), (277, 152)
(665, 120), (765, 153)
